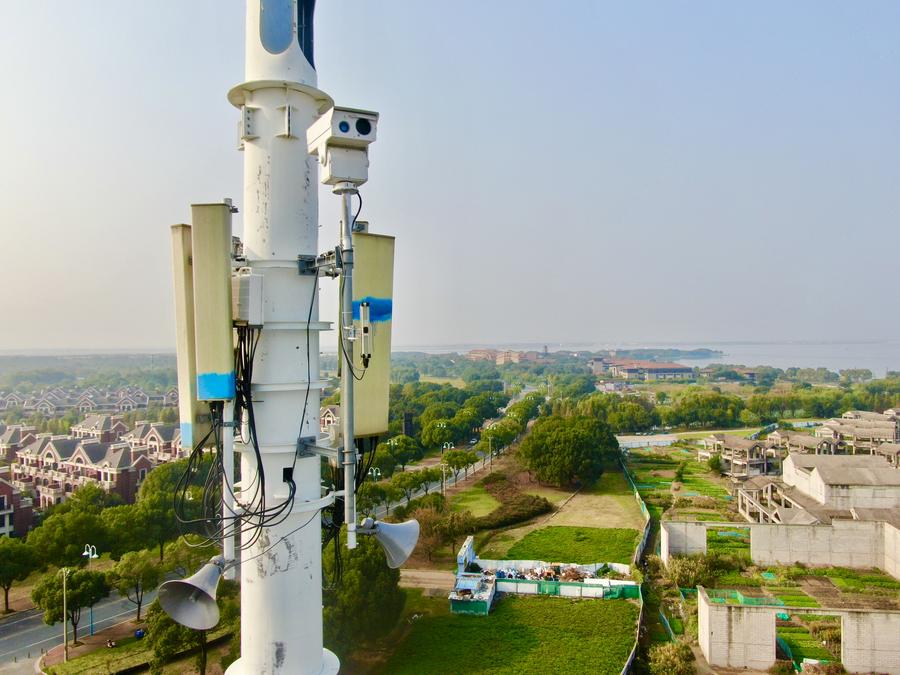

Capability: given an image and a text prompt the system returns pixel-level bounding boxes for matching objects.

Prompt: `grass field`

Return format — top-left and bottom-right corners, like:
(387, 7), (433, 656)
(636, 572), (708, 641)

(707, 527), (751, 555)
(451, 485), (502, 517)
(503, 526), (639, 565)
(380, 595), (638, 675)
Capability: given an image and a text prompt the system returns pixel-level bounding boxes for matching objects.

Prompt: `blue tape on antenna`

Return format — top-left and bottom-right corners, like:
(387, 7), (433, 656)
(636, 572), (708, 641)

(197, 372), (236, 401)
(352, 297), (392, 322)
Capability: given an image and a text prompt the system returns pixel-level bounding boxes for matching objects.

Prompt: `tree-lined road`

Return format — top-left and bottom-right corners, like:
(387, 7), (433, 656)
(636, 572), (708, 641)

(0, 589), (155, 666)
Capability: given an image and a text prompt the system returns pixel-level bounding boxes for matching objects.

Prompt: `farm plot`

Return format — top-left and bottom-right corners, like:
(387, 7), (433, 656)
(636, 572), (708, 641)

(381, 595), (639, 675)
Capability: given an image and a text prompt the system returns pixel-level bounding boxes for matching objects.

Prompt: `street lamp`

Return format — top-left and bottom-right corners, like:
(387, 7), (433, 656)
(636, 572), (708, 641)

(441, 441), (454, 455)
(368, 467), (382, 481)
(58, 567), (70, 662)
(82, 544), (98, 636)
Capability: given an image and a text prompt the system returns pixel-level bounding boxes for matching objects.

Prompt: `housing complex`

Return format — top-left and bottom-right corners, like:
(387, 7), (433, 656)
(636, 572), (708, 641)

(0, 385), (178, 416)
(5, 414), (187, 530)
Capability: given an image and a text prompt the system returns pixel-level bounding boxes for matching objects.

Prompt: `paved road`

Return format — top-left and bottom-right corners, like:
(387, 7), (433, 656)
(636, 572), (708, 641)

(0, 589), (157, 666)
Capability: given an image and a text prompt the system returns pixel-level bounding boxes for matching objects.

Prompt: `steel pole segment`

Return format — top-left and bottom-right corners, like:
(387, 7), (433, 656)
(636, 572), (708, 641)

(338, 186), (358, 549)
(223, 401), (236, 580)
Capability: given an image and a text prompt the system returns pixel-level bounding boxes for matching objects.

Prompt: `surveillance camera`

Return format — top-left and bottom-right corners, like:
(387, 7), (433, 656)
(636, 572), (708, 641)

(307, 106), (378, 156)
(307, 106), (380, 187)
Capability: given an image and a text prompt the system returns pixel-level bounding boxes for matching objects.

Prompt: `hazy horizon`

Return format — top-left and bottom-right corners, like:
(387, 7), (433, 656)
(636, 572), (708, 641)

(3, 1), (899, 351)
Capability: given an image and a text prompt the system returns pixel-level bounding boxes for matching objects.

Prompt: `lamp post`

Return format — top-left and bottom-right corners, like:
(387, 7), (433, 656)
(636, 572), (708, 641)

(82, 545), (98, 636)
(440, 463), (448, 495)
(441, 441), (454, 456)
(59, 567), (70, 662)
(368, 468), (382, 481)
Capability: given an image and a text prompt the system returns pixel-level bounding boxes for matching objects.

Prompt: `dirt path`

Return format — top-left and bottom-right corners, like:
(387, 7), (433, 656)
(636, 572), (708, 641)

(399, 569), (455, 592)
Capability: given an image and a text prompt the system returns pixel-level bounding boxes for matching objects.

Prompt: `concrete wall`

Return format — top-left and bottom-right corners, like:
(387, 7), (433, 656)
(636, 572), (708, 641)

(660, 521), (708, 565)
(826, 483), (900, 509)
(842, 610), (900, 674)
(697, 587), (775, 671)
(885, 523), (900, 580)
(750, 520), (884, 570)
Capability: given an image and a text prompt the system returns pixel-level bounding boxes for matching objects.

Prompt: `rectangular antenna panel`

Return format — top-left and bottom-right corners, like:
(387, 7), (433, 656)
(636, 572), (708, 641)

(352, 232), (394, 438)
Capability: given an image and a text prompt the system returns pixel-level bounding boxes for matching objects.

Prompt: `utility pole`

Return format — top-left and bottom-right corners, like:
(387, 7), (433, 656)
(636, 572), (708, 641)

(61, 568), (68, 663)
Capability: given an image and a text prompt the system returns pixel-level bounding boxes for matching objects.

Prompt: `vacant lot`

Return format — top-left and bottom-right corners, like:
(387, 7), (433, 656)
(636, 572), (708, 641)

(502, 526), (640, 565)
(477, 465), (646, 560)
(451, 484), (502, 517)
(380, 595), (638, 675)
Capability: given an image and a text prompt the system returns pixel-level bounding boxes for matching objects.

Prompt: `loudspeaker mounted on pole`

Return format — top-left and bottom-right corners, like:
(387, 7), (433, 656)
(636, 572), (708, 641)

(158, 556), (226, 631)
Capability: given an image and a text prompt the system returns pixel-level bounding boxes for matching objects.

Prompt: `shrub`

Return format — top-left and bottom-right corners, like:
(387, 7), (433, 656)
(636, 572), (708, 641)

(474, 493), (552, 529)
(649, 641), (694, 675)
(665, 555), (712, 588)
(391, 493), (446, 521)
(769, 661), (796, 675)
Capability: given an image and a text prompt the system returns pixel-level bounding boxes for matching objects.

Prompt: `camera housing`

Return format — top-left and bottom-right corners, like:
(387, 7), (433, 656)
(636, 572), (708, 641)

(307, 106), (379, 186)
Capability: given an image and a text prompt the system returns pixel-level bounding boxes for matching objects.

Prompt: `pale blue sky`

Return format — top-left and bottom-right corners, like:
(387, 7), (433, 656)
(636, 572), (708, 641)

(2, 2), (898, 351)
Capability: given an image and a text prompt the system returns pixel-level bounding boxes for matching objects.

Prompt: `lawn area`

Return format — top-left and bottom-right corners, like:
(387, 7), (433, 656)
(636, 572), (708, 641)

(451, 484), (502, 517)
(380, 595), (638, 675)
(503, 526), (639, 565)
(675, 427), (760, 440)
(46, 636), (150, 675)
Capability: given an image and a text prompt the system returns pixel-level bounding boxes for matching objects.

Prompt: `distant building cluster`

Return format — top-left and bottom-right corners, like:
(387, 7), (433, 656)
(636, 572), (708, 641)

(694, 408), (900, 527)
(0, 385), (178, 416)
(589, 357), (693, 381)
(466, 349), (545, 366)
(0, 413), (187, 533)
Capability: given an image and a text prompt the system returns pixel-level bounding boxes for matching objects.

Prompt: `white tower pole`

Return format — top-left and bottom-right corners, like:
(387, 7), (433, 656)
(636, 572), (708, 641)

(225, 1), (337, 673)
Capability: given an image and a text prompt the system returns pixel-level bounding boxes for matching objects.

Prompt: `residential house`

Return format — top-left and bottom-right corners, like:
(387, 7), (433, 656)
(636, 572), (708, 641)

(0, 468), (33, 536)
(700, 434), (772, 478)
(71, 414), (129, 443)
(0, 425), (36, 463)
(320, 406), (341, 435)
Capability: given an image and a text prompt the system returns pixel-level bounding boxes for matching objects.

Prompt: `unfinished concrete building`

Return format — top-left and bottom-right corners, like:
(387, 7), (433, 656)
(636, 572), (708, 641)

(736, 453), (900, 525)
(699, 434), (774, 478)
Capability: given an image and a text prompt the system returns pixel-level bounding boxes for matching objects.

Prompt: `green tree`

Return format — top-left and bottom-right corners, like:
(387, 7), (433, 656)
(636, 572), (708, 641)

(161, 536), (220, 579)
(385, 434), (420, 469)
(442, 449), (470, 481)
(27, 509), (108, 567)
(371, 447), (397, 478)
(32, 569), (110, 644)
(50, 482), (123, 516)
(420, 419), (455, 449)
(111, 549), (161, 621)
(411, 506), (444, 561)
(0, 538), (37, 613)
(419, 467), (442, 494)
(323, 531), (404, 658)
(391, 471), (425, 505)
(100, 504), (151, 559)
(518, 415), (617, 487)
(441, 509), (476, 554)
(356, 482), (385, 518)
(145, 580), (238, 675)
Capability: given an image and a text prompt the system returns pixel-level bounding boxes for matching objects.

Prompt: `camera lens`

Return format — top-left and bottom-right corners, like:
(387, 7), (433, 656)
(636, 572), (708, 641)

(338, 120), (350, 133)
(355, 118), (372, 135)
